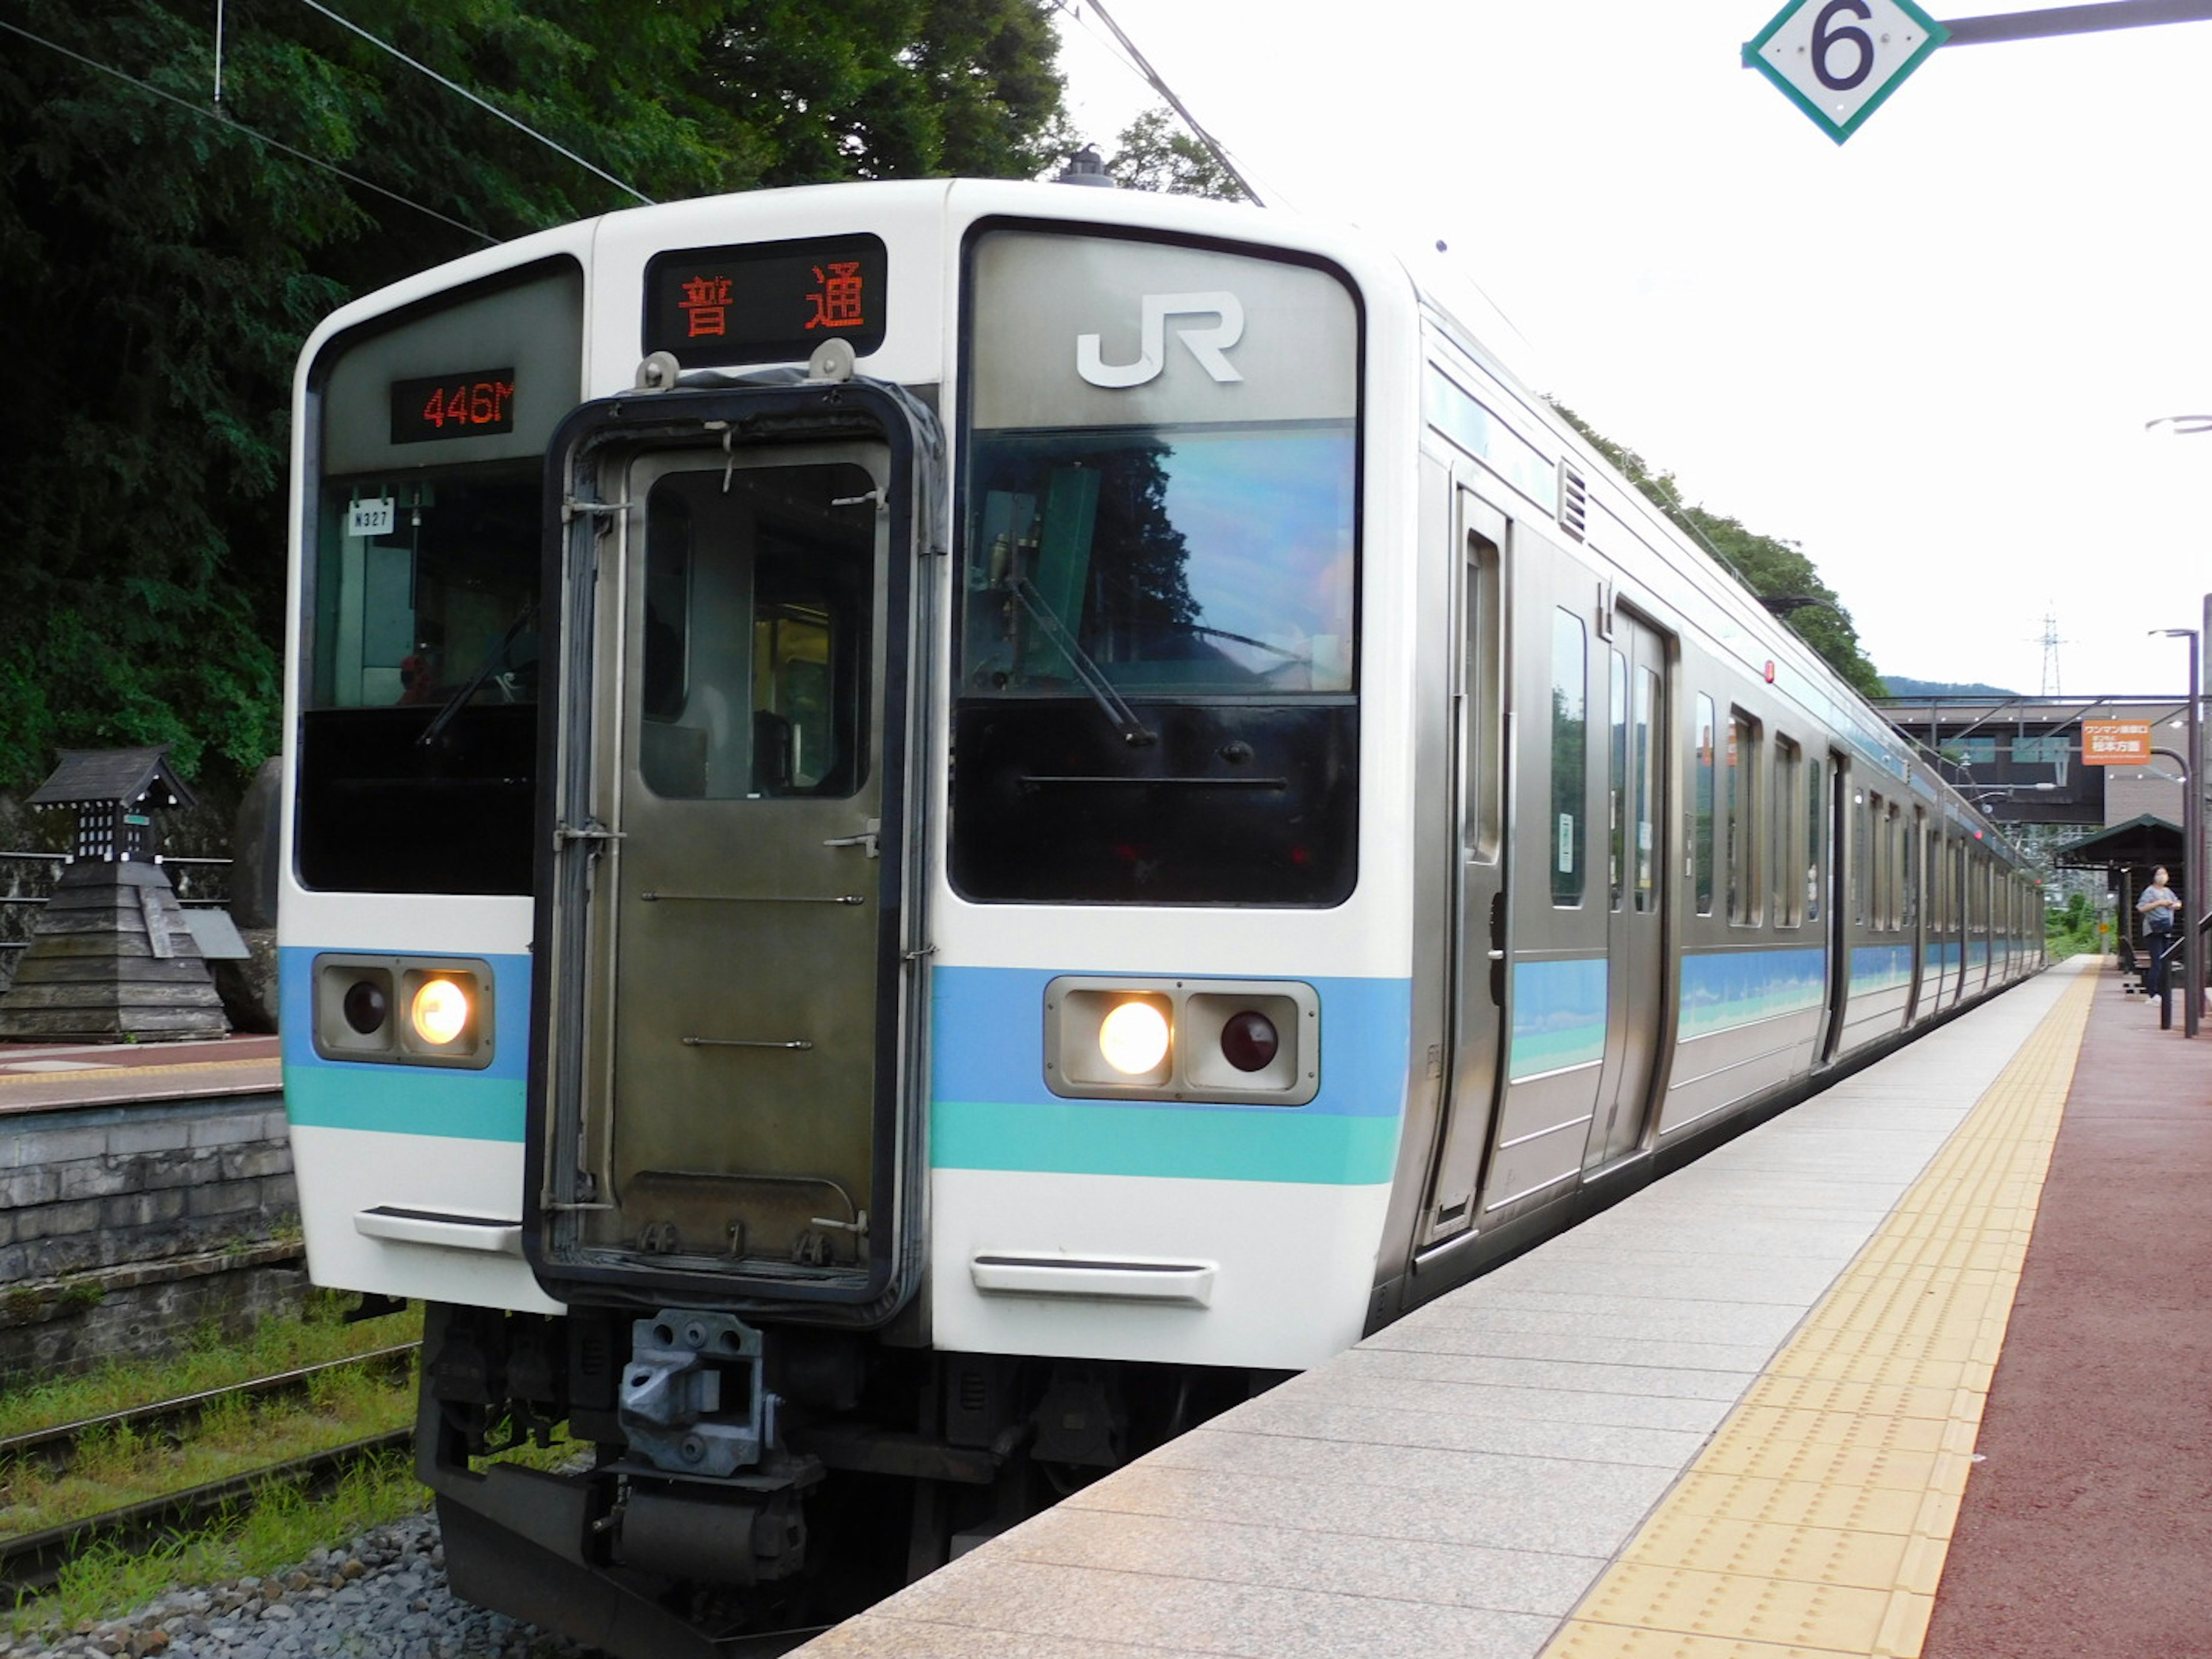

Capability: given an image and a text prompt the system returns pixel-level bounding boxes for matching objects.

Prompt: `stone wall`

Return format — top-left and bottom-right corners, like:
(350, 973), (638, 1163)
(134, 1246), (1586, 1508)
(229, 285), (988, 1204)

(0, 1092), (304, 1379)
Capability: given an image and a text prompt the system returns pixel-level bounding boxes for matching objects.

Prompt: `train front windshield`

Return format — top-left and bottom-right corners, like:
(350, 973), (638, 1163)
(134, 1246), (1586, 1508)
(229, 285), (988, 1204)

(955, 228), (1362, 906)
(296, 262), (583, 895)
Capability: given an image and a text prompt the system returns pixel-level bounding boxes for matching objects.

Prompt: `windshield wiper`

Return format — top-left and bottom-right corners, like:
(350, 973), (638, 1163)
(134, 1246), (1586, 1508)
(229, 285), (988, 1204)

(1006, 577), (1156, 748)
(417, 602), (538, 749)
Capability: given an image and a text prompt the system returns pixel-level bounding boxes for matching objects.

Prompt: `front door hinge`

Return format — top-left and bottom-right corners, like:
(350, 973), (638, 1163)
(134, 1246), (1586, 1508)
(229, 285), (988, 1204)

(555, 818), (626, 851)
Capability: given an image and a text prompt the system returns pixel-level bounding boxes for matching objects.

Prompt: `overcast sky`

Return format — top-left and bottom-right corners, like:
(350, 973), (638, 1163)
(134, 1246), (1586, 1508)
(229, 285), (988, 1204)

(1052, 0), (2212, 702)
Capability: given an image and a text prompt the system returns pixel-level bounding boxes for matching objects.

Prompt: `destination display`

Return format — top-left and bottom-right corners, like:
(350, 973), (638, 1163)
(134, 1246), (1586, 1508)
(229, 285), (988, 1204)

(642, 233), (887, 368)
(389, 369), (518, 445)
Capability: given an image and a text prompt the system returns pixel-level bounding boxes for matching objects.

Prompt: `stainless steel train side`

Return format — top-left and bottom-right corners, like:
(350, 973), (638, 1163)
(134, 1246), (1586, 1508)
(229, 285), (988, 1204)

(1366, 301), (2039, 1319)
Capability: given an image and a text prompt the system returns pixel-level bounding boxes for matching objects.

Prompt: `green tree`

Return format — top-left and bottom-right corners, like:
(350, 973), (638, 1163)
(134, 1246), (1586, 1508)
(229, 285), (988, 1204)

(0, 0), (1066, 794)
(1105, 108), (1242, 200)
(1553, 406), (1886, 699)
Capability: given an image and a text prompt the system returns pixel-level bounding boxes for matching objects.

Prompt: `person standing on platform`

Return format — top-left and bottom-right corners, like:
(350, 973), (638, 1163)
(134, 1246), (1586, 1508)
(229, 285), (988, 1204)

(2137, 867), (2181, 999)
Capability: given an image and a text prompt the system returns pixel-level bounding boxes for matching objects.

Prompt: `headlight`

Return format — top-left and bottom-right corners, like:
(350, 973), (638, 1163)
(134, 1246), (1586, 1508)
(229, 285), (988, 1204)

(1044, 978), (1316, 1104)
(310, 955), (494, 1069)
(341, 978), (390, 1036)
(410, 977), (472, 1046)
(1099, 999), (1172, 1075)
(1218, 1010), (1279, 1073)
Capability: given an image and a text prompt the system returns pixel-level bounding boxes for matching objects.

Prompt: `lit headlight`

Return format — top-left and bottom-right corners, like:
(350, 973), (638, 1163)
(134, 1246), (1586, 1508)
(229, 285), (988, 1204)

(410, 977), (472, 1046)
(312, 954), (494, 1069)
(1099, 999), (1171, 1075)
(1044, 978), (1316, 1104)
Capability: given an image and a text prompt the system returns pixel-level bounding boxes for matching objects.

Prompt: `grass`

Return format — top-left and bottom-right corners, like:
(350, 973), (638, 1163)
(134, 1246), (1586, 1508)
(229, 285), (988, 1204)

(0, 1291), (422, 1444)
(0, 1295), (588, 1639)
(0, 1356), (417, 1539)
(0, 1295), (430, 1638)
(7, 1449), (429, 1639)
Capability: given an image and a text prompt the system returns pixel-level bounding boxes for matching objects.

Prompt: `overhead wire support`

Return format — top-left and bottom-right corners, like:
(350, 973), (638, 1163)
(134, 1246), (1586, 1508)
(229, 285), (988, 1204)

(1938, 0), (2212, 44)
(293, 0), (654, 207)
(1062, 0), (1266, 206)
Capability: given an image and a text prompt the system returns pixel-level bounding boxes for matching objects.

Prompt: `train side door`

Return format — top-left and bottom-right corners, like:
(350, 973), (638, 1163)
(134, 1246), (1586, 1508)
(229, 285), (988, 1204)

(1585, 609), (1671, 1172)
(1817, 752), (1849, 1063)
(533, 389), (931, 1318)
(1416, 490), (1508, 1248)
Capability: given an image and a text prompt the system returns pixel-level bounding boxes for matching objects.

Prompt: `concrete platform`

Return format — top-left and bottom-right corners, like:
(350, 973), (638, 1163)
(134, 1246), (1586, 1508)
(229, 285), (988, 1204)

(797, 957), (2169, 1659)
(0, 1034), (279, 1113)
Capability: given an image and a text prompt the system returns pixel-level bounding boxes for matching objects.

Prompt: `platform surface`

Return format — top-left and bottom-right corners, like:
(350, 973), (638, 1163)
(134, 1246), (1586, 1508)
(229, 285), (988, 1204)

(799, 956), (2209, 1658)
(0, 1033), (279, 1113)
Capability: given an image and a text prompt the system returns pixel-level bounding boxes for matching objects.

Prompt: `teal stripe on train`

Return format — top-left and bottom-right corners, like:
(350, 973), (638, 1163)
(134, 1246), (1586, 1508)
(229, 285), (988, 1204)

(931, 1100), (1400, 1184)
(285, 1063), (525, 1142)
(1679, 947), (1824, 1041)
(1510, 957), (1606, 1080)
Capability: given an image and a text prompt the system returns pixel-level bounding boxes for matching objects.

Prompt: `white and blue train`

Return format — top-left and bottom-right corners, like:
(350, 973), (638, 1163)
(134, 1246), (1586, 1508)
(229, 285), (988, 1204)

(279, 176), (2040, 1651)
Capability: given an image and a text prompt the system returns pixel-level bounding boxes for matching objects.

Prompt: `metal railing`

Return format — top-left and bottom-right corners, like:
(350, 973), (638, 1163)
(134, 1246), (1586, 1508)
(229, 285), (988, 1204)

(0, 852), (234, 956)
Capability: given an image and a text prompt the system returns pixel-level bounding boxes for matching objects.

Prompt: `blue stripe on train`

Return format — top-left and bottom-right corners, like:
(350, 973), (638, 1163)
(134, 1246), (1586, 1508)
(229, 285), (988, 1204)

(1678, 946), (1825, 1041)
(931, 968), (1411, 1185)
(278, 946), (531, 1142)
(1508, 957), (1607, 1079)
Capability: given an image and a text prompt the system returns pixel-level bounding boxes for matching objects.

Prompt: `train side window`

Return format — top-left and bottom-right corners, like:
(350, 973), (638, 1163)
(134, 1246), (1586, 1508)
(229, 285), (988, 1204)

(1693, 693), (1717, 916)
(1774, 737), (1802, 927)
(1726, 709), (1761, 926)
(1866, 792), (1888, 927)
(1550, 608), (1588, 907)
(1633, 663), (1658, 912)
(1892, 808), (1906, 930)
(1853, 791), (1868, 925)
(1608, 649), (1628, 911)
(1805, 755), (1822, 922)
(1893, 809), (1911, 938)
(1465, 532), (1503, 863)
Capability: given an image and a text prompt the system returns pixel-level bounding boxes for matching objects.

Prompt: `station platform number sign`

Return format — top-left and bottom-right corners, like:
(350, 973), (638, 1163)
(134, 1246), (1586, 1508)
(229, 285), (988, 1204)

(1744, 0), (1950, 144)
(2081, 721), (2154, 765)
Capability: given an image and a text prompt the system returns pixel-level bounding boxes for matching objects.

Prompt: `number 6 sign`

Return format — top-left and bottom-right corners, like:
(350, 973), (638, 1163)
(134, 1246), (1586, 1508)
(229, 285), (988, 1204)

(1744, 0), (1950, 143)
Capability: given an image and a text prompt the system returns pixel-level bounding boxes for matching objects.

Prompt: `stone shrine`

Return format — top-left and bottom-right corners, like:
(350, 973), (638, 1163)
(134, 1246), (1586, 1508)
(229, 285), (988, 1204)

(0, 747), (228, 1041)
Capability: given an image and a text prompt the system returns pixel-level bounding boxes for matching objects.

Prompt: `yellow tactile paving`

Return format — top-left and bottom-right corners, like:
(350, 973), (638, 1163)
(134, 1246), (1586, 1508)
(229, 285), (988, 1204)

(0, 1057), (273, 1085)
(1540, 967), (2096, 1659)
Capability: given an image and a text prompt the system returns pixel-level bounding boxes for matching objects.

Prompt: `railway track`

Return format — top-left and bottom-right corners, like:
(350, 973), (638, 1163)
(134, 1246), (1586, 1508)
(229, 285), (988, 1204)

(0, 1344), (421, 1597)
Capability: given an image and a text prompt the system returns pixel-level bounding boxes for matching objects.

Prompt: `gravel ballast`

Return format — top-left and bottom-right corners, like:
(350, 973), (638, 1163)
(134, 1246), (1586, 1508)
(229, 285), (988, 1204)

(0, 1512), (604, 1659)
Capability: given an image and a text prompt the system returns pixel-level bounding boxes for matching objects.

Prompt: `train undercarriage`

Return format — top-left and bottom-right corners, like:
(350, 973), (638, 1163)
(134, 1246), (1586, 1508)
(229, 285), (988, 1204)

(416, 1301), (1276, 1657)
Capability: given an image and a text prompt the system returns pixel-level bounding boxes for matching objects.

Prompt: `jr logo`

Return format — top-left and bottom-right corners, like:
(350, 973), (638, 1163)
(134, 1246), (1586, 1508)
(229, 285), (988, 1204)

(1076, 291), (1245, 388)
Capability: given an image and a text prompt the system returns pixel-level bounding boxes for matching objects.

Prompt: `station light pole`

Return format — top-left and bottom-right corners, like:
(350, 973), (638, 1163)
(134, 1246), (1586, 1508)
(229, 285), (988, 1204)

(2150, 627), (2200, 1036)
(2143, 418), (2211, 1037)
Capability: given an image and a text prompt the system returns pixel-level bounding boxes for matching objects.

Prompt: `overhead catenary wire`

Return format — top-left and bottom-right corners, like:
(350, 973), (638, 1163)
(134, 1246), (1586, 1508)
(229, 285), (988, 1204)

(1051, 0), (1266, 206)
(0, 16), (495, 246)
(293, 0), (653, 207)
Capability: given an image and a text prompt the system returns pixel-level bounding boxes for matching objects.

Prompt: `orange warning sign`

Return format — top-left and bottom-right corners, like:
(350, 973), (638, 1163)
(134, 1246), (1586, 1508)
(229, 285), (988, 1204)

(2081, 720), (2153, 765)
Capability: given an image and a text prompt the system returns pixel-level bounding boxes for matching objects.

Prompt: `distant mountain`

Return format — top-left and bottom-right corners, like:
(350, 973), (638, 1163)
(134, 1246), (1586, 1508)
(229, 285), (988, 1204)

(1879, 676), (2021, 699)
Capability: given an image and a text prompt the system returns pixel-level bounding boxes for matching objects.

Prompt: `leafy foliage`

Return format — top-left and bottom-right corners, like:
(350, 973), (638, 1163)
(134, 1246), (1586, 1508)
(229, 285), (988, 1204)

(1553, 406), (1887, 700)
(1881, 675), (2020, 699)
(2045, 890), (2104, 960)
(1105, 108), (1243, 200)
(0, 0), (1066, 793)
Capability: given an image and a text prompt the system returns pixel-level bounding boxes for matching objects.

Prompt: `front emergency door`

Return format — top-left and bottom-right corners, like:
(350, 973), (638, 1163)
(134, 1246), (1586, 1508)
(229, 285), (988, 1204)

(583, 443), (898, 1283)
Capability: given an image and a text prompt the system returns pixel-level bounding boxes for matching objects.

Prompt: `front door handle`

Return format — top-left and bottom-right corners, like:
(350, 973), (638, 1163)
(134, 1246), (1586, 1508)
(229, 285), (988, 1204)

(823, 817), (882, 859)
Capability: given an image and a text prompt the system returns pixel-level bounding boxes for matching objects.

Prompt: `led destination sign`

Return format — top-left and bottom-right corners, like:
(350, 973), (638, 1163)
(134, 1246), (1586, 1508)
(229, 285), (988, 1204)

(643, 233), (887, 368)
(389, 369), (517, 445)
